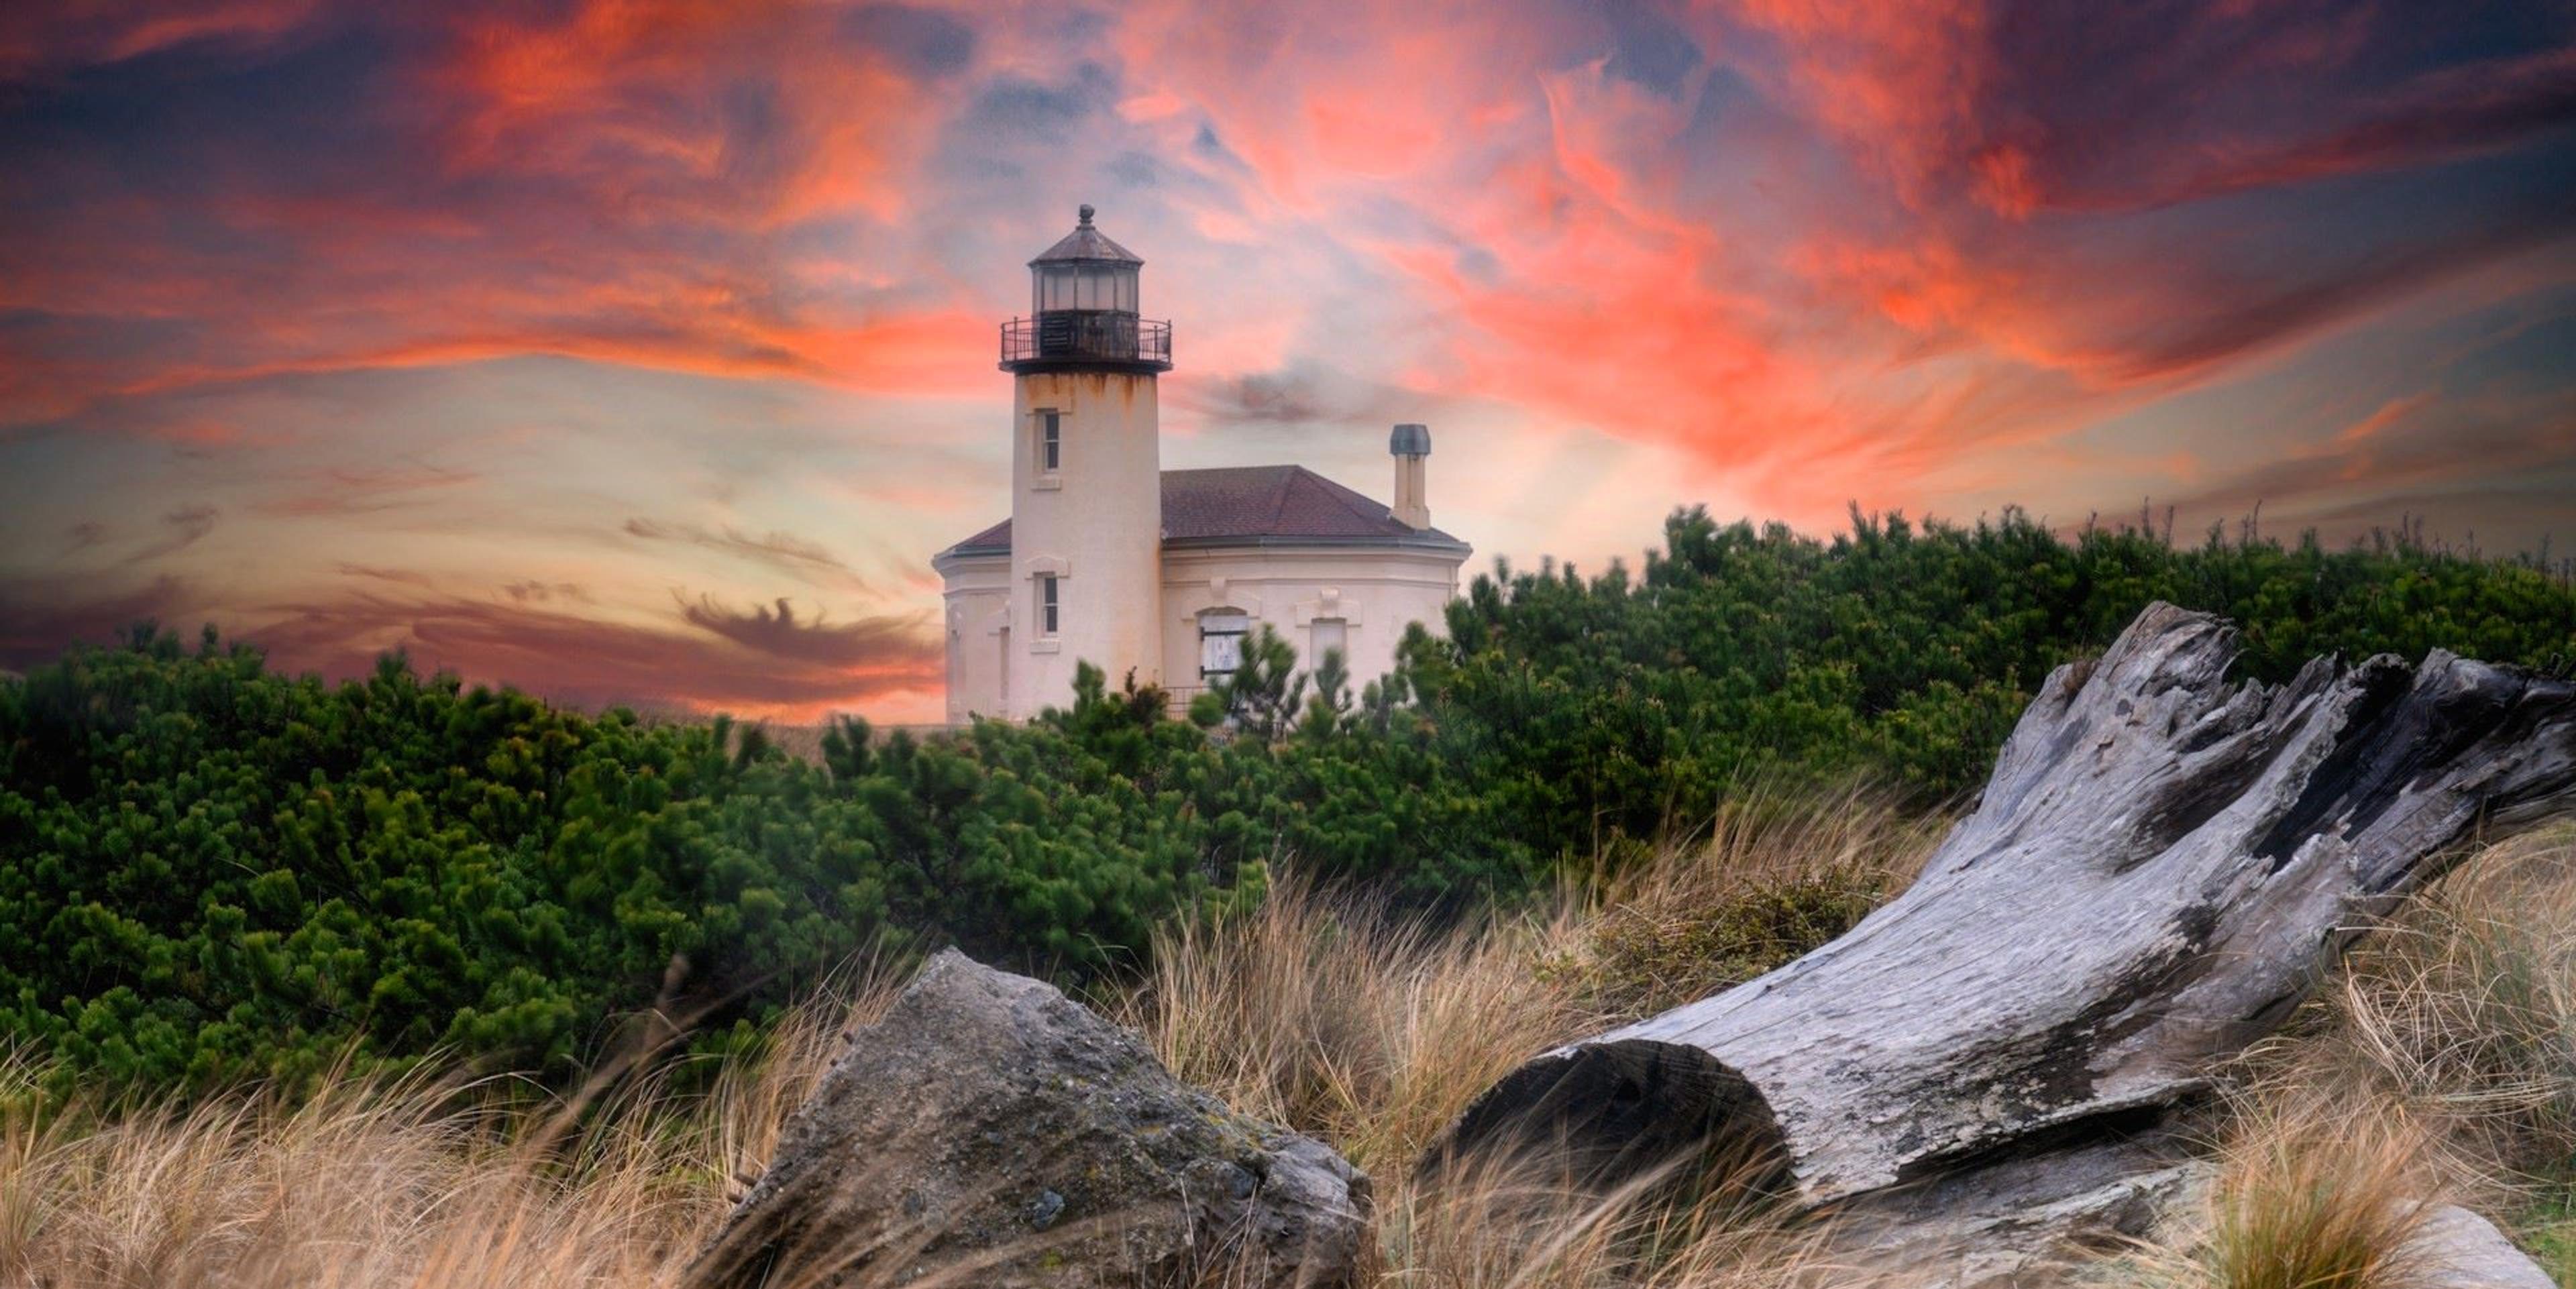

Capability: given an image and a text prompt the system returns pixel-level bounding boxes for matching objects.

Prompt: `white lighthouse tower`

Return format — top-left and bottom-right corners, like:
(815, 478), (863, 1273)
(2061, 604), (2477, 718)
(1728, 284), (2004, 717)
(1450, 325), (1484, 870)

(995, 205), (1171, 714)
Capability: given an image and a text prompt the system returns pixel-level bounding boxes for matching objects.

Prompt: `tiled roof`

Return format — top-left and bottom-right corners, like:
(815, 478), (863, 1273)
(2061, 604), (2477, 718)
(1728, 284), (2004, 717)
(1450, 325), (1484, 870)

(951, 516), (1014, 553)
(938, 465), (1467, 559)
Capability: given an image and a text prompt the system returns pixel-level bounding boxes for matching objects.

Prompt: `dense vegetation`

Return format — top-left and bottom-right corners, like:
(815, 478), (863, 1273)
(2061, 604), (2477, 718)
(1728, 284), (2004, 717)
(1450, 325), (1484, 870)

(3, 508), (2570, 1092)
(1412, 508), (2576, 858)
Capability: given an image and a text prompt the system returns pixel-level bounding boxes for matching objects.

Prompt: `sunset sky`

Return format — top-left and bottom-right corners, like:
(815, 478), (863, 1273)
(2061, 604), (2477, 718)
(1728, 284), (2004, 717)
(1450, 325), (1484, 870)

(3, 1), (2573, 723)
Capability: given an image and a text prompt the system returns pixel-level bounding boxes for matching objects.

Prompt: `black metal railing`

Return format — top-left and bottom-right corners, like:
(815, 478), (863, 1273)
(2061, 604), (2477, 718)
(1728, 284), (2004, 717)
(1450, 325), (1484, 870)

(1000, 312), (1172, 368)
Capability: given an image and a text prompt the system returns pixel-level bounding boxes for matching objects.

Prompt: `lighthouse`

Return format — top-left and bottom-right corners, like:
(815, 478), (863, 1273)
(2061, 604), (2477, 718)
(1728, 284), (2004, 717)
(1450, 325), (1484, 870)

(996, 205), (1173, 712)
(935, 208), (1468, 723)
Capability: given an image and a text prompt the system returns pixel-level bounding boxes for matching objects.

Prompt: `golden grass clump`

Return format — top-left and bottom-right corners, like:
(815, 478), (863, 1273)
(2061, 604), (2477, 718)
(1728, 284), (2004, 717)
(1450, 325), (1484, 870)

(2134, 1091), (2439, 1289)
(1111, 870), (1598, 1172)
(1368, 1145), (1846, 1289)
(2327, 829), (2576, 1193)
(1559, 783), (1937, 1022)
(0, 1063), (702, 1287)
(0, 966), (899, 1289)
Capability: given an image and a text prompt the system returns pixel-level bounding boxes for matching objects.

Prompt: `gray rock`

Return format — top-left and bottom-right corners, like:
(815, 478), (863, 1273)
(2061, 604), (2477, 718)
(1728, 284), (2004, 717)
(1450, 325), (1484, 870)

(2410, 1204), (2555, 1289)
(687, 949), (1371, 1288)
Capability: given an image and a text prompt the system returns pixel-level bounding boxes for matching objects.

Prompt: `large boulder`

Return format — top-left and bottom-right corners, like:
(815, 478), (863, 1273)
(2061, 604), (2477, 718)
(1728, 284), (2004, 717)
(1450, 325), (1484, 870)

(687, 949), (1371, 1289)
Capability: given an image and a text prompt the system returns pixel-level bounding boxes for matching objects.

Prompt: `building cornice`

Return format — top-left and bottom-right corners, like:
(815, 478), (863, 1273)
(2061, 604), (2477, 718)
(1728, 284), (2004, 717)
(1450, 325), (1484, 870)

(941, 533), (1472, 570)
(932, 546), (1010, 575)
(1159, 533), (1472, 557)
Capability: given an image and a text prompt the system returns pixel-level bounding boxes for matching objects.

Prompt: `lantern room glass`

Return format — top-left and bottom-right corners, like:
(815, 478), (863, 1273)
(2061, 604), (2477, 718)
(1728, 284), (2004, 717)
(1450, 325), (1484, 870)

(1034, 262), (1137, 314)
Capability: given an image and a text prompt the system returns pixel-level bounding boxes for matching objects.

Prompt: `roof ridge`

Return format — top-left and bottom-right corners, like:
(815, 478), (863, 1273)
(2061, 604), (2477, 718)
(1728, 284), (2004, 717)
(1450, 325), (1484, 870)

(1265, 467), (1293, 531)
(1291, 465), (1392, 524)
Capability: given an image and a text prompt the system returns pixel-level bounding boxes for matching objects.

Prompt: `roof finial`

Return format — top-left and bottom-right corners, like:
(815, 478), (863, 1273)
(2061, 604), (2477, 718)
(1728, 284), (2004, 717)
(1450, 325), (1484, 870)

(1078, 203), (1095, 227)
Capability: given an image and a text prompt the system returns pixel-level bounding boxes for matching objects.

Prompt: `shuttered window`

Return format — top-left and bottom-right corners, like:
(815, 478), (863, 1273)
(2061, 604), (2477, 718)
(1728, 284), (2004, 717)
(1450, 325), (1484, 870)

(1199, 611), (1250, 677)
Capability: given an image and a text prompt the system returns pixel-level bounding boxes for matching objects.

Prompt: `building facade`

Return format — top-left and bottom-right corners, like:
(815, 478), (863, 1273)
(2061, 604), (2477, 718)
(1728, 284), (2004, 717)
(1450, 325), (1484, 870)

(933, 207), (1470, 721)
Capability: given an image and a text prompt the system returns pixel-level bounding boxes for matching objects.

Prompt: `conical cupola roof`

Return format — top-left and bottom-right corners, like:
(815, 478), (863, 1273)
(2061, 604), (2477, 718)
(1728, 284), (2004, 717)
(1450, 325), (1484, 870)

(1030, 204), (1143, 265)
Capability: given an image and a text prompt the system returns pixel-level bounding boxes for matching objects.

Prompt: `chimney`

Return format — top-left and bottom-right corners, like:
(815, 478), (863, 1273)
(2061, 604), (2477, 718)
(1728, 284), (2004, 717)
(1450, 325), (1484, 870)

(1389, 423), (1432, 528)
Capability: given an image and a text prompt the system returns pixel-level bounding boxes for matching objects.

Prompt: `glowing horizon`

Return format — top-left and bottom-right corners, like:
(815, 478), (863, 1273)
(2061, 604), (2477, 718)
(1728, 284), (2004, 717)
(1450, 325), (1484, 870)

(3, 1), (2572, 724)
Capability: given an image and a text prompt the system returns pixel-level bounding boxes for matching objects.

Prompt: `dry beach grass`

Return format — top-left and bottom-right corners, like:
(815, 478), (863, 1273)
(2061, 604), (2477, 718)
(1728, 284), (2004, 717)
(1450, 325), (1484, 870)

(4, 814), (2572, 1288)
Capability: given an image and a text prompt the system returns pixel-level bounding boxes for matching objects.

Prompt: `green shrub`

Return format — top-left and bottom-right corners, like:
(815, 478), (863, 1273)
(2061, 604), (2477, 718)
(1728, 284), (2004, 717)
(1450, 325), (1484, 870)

(1404, 506), (2576, 856)
(0, 638), (1257, 1095)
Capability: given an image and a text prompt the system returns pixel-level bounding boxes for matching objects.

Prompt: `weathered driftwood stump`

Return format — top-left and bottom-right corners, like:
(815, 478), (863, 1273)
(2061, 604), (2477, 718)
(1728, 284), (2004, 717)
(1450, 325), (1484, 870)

(690, 950), (1370, 1289)
(1441, 603), (2576, 1226)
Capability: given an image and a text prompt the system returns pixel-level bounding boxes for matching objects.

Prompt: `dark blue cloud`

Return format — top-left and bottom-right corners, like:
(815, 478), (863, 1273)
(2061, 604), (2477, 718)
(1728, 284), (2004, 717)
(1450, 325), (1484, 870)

(0, 17), (415, 208)
(839, 3), (975, 78)
(1596, 1), (1701, 97)
(962, 64), (1116, 143)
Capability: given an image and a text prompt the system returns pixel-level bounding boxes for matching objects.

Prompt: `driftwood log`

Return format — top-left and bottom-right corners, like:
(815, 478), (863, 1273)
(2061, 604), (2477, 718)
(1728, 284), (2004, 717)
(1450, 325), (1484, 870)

(1440, 603), (2576, 1227)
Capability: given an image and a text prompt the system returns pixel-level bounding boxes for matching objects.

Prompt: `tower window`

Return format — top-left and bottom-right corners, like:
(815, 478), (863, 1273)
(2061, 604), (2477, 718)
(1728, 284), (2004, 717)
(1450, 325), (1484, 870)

(1038, 410), (1061, 472)
(1038, 574), (1060, 636)
(1198, 610), (1250, 677)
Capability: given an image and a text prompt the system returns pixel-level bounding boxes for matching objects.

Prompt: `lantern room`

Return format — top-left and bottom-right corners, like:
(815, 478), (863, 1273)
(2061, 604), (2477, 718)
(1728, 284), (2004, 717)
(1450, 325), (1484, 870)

(1002, 205), (1171, 373)
(1031, 204), (1140, 313)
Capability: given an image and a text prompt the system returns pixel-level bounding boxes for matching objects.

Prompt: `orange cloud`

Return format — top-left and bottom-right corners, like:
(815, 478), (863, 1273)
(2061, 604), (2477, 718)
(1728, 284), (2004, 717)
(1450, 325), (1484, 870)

(433, 0), (926, 226)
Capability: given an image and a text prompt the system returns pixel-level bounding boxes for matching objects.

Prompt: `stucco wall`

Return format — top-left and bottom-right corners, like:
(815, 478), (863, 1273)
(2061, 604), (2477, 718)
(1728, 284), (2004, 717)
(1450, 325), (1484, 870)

(934, 551), (1010, 722)
(1159, 544), (1462, 712)
(941, 540), (1462, 722)
(1007, 370), (1164, 718)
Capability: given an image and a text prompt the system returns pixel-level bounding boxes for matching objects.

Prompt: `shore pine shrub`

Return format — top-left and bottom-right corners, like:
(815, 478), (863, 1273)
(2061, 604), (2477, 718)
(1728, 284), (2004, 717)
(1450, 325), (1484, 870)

(3, 510), (2571, 1092)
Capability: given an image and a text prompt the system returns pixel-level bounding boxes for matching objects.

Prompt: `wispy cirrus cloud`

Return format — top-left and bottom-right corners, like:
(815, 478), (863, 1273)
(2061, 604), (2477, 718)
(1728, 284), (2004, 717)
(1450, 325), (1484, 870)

(123, 506), (219, 564)
(501, 579), (587, 604)
(621, 517), (887, 594)
(242, 590), (940, 715)
(678, 594), (931, 667)
(258, 465), (477, 518)
(624, 518), (843, 570)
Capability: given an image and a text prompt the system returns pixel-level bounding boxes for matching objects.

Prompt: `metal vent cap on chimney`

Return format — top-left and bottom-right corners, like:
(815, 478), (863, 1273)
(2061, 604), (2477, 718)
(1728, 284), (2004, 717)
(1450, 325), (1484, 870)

(1390, 423), (1432, 457)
